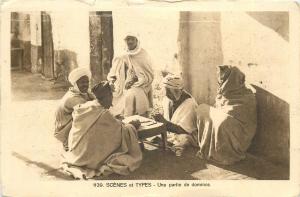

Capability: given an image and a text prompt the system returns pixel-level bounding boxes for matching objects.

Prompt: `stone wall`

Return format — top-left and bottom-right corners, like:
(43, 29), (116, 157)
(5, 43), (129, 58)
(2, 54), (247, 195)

(11, 12), (32, 71)
(30, 12), (42, 74)
(50, 11), (90, 82)
(179, 12), (223, 105)
(221, 12), (290, 166)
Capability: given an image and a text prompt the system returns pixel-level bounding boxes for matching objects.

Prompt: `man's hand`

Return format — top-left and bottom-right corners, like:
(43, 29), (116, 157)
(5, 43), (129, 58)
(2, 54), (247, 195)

(108, 76), (117, 92)
(115, 114), (124, 120)
(129, 120), (141, 130)
(132, 76), (138, 83)
(125, 76), (138, 90)
(109, 76), (117, 83)
(125, 81), (134, 90)
(161, 70), (170, 77)
(153, 113), (168, 124)
(63, 141), (69, 152)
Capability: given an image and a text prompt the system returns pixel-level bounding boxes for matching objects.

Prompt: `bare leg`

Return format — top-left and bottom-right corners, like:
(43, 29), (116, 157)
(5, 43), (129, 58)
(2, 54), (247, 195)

(161, 131), (167, 151)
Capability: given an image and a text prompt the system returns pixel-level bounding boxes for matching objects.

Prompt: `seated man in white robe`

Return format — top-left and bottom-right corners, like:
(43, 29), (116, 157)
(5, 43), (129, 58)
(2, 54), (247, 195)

(153, 74), (198, 156)
(107, 32), (154, 117)
(61, 81), (142, 179)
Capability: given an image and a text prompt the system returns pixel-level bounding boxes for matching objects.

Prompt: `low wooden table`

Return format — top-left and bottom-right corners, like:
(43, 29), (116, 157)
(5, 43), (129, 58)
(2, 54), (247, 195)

(123, 115), (167, 150)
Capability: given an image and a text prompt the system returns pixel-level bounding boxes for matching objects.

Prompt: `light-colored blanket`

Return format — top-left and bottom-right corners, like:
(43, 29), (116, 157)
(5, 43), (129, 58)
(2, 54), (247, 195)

(62, 100), (142, 179)
(196, 66), (257, 165)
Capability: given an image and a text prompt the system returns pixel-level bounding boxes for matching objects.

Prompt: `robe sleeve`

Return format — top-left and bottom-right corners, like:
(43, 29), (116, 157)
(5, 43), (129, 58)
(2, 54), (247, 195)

(64, 96), (87, 113)
(172, 99), (198, 134)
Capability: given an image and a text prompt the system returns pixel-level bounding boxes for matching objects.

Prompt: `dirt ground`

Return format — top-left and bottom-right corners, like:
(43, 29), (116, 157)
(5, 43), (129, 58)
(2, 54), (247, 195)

(2, 70), (289, 182)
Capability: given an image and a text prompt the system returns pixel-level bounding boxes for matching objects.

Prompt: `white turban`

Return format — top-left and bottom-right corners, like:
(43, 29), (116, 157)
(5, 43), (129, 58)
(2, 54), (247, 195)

(162, 74), (184, 89)
(124, 32), (140, 41)
(68, 67), (91, 86)
(124, 32), (141, 55)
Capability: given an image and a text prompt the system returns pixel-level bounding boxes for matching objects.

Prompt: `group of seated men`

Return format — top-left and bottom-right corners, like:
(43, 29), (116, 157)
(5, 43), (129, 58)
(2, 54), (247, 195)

(54, 33), (257, 179)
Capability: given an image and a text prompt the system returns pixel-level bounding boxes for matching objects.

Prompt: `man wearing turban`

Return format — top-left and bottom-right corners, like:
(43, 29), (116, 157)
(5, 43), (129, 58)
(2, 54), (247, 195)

(54, 67), (95, 151)
(107, 32), (154, 117)
(153, 74), (198, 156)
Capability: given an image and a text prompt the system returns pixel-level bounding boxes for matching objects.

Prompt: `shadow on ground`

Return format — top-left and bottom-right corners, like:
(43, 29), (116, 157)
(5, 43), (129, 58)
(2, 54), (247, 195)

(12, 147), (289, 181)
(12, 152), (73, 180)
(206, 153), (289, 180)
(100, 147), (206, 180)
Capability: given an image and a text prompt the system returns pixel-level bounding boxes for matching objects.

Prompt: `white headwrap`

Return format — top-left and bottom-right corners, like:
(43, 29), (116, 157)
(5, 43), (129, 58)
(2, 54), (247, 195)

(162, 74), (184, 89)
(68, 67), (91, 86)
(124, 32), (141, 55)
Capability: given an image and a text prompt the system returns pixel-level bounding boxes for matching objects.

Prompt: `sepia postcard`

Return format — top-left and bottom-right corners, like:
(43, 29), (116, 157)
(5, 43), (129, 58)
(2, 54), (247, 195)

(1, 0), (300, 196)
